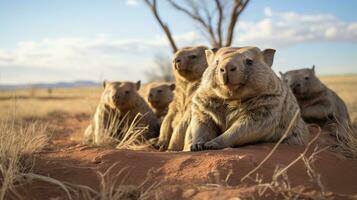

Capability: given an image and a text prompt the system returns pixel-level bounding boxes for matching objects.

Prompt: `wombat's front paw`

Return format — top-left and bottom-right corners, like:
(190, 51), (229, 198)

(155, 140), (169, 151)
(203, 141), (222, 150)
(190, 143), (205, 151)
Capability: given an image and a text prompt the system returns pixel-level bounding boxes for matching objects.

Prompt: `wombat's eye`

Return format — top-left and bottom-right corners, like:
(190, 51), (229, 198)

(245, 59), (253, 66)
(189, 55), (197, 59)
(158, 90), (163, 93)
(304, 76), (310, 81)
(125, 90), (130, 94)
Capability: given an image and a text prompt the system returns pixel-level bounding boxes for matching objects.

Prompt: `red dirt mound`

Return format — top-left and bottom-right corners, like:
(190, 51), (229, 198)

(9, 113), (357, 199)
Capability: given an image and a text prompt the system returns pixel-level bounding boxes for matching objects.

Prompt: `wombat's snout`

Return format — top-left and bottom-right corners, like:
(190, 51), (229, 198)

(290, 83), (302, 94)
(148, 93), (156, 101)
(174, 58), (190, 72)
(112, 94), (120, 101)
(290, 83), (301, 89)
(219, 64), (239, 85)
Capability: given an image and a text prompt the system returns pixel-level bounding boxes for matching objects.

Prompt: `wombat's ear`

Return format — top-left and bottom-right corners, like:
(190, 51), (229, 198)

(279, 71), (284, 77)
(262, 49), (276, 67)
(169, 83), (176, 91)
(205, 49), (215, 64)
(136, 80), (141, 90)
(311, 65), (315, 73)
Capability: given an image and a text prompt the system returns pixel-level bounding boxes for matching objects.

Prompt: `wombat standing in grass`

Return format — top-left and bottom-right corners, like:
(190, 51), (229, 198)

(188, 47), (309, 151)
(280, 66), (354, 141)
(156, 46), (209, 151)
(84, 81), (159, 145)
(139, 81), (175, 122)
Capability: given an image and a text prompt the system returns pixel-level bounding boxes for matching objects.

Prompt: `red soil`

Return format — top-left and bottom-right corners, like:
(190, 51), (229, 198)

(9, 113), (357, 200)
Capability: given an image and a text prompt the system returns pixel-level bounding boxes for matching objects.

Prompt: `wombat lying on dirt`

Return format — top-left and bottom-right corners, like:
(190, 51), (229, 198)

(156, 46), (209, 151)
(280, 66), (354, 142)
(188, 47), (309, 151)
(84, 81), (159, 145)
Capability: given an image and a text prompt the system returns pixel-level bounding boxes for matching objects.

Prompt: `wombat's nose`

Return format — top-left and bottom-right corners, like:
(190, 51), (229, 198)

(290, 83), (301, 89)
(112, 95), (119, 100)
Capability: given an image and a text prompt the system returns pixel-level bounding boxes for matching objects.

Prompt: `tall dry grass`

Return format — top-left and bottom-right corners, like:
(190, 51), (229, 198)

(85, 111), (153, 151)
(71, 163), (159, 200)
(0, 118), (49, 200)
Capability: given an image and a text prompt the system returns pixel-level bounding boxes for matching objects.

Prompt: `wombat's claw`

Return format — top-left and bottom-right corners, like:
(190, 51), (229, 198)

(203, 141), (221, 150)
(154, 140), (168, 151)
(191, 143), (205, 151)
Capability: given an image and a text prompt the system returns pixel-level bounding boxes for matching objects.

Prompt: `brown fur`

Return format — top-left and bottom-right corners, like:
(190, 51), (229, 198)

(156, 46), (209, 151)
(188, 47), (309, 151)
(280, 66), (354, 141)
(84, 81), (159, 145)
(139, 81), (175, 122)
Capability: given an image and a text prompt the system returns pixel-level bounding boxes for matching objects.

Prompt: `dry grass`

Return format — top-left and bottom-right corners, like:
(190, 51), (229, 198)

(320, 75), (357, 121)
(0, 87), (101, 120)
(0, 75), (355, 121)
(0, 118), (49, 200)
(332, 119), (357, 158)
(196, 107), (355, 199)
(75, 163), (159, 200)
(7, 163), (160, 200)
(85, 110), (154, 151)
(0, 75), (355, 199)
(30, 163), (160, 200)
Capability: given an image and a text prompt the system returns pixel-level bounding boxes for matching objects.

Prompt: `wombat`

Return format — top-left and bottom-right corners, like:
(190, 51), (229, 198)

(156, 46), (209, 151)
(188, 47), (309, 151)
(139, 81), (175, 122)
(280, 66), (354, 141)
(84, 81), (159, 145)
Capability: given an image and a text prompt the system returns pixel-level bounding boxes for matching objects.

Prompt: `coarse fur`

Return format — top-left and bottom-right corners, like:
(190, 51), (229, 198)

(188, 47), (309, 151)
(280, 66), (354, 141)
(156, 46), (209, 151)
(139, 81), (175, 122)
(84, 81), (160, 145)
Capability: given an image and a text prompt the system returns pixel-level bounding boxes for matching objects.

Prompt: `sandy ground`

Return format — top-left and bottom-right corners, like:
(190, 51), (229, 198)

(7, 112), (357, 200)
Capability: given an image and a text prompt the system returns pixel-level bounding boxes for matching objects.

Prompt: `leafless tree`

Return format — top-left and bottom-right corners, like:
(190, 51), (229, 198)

(145, 54), (174, 82)
(143, 0), (250, 51)
(143, 0), (178, 53)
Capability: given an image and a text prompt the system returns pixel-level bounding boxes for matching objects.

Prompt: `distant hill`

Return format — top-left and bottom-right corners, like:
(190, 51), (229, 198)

(0, 80), (99, 91)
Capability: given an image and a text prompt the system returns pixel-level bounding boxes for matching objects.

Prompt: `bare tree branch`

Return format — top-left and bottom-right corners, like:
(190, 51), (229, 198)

(214, 0), (224, 47)
(143, 0), (250, 49)
(225, 0), (250, 47)
(167, 0), (219, 47)
(143, 0), (178, 53)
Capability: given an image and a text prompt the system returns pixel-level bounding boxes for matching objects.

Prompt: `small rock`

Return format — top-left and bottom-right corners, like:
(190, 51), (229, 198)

(91, 156), (102, 164)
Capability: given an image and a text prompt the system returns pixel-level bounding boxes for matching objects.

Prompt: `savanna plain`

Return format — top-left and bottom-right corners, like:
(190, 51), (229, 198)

(0, 75), (357, 200)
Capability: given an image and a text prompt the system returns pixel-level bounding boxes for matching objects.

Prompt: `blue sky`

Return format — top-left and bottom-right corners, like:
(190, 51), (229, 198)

(0, 0), (356, 84)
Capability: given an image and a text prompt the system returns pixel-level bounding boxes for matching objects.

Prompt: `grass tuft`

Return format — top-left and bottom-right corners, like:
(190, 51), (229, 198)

(0, 118), (49, 200)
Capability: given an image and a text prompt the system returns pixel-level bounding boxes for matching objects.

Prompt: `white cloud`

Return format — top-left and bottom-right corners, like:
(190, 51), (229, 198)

(263, 7), (273, 17)
(126, 0), (139, 6)
(1, 7), (357, 84)
(236, 7), (357, 47)
(0, 32), (202, 84)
